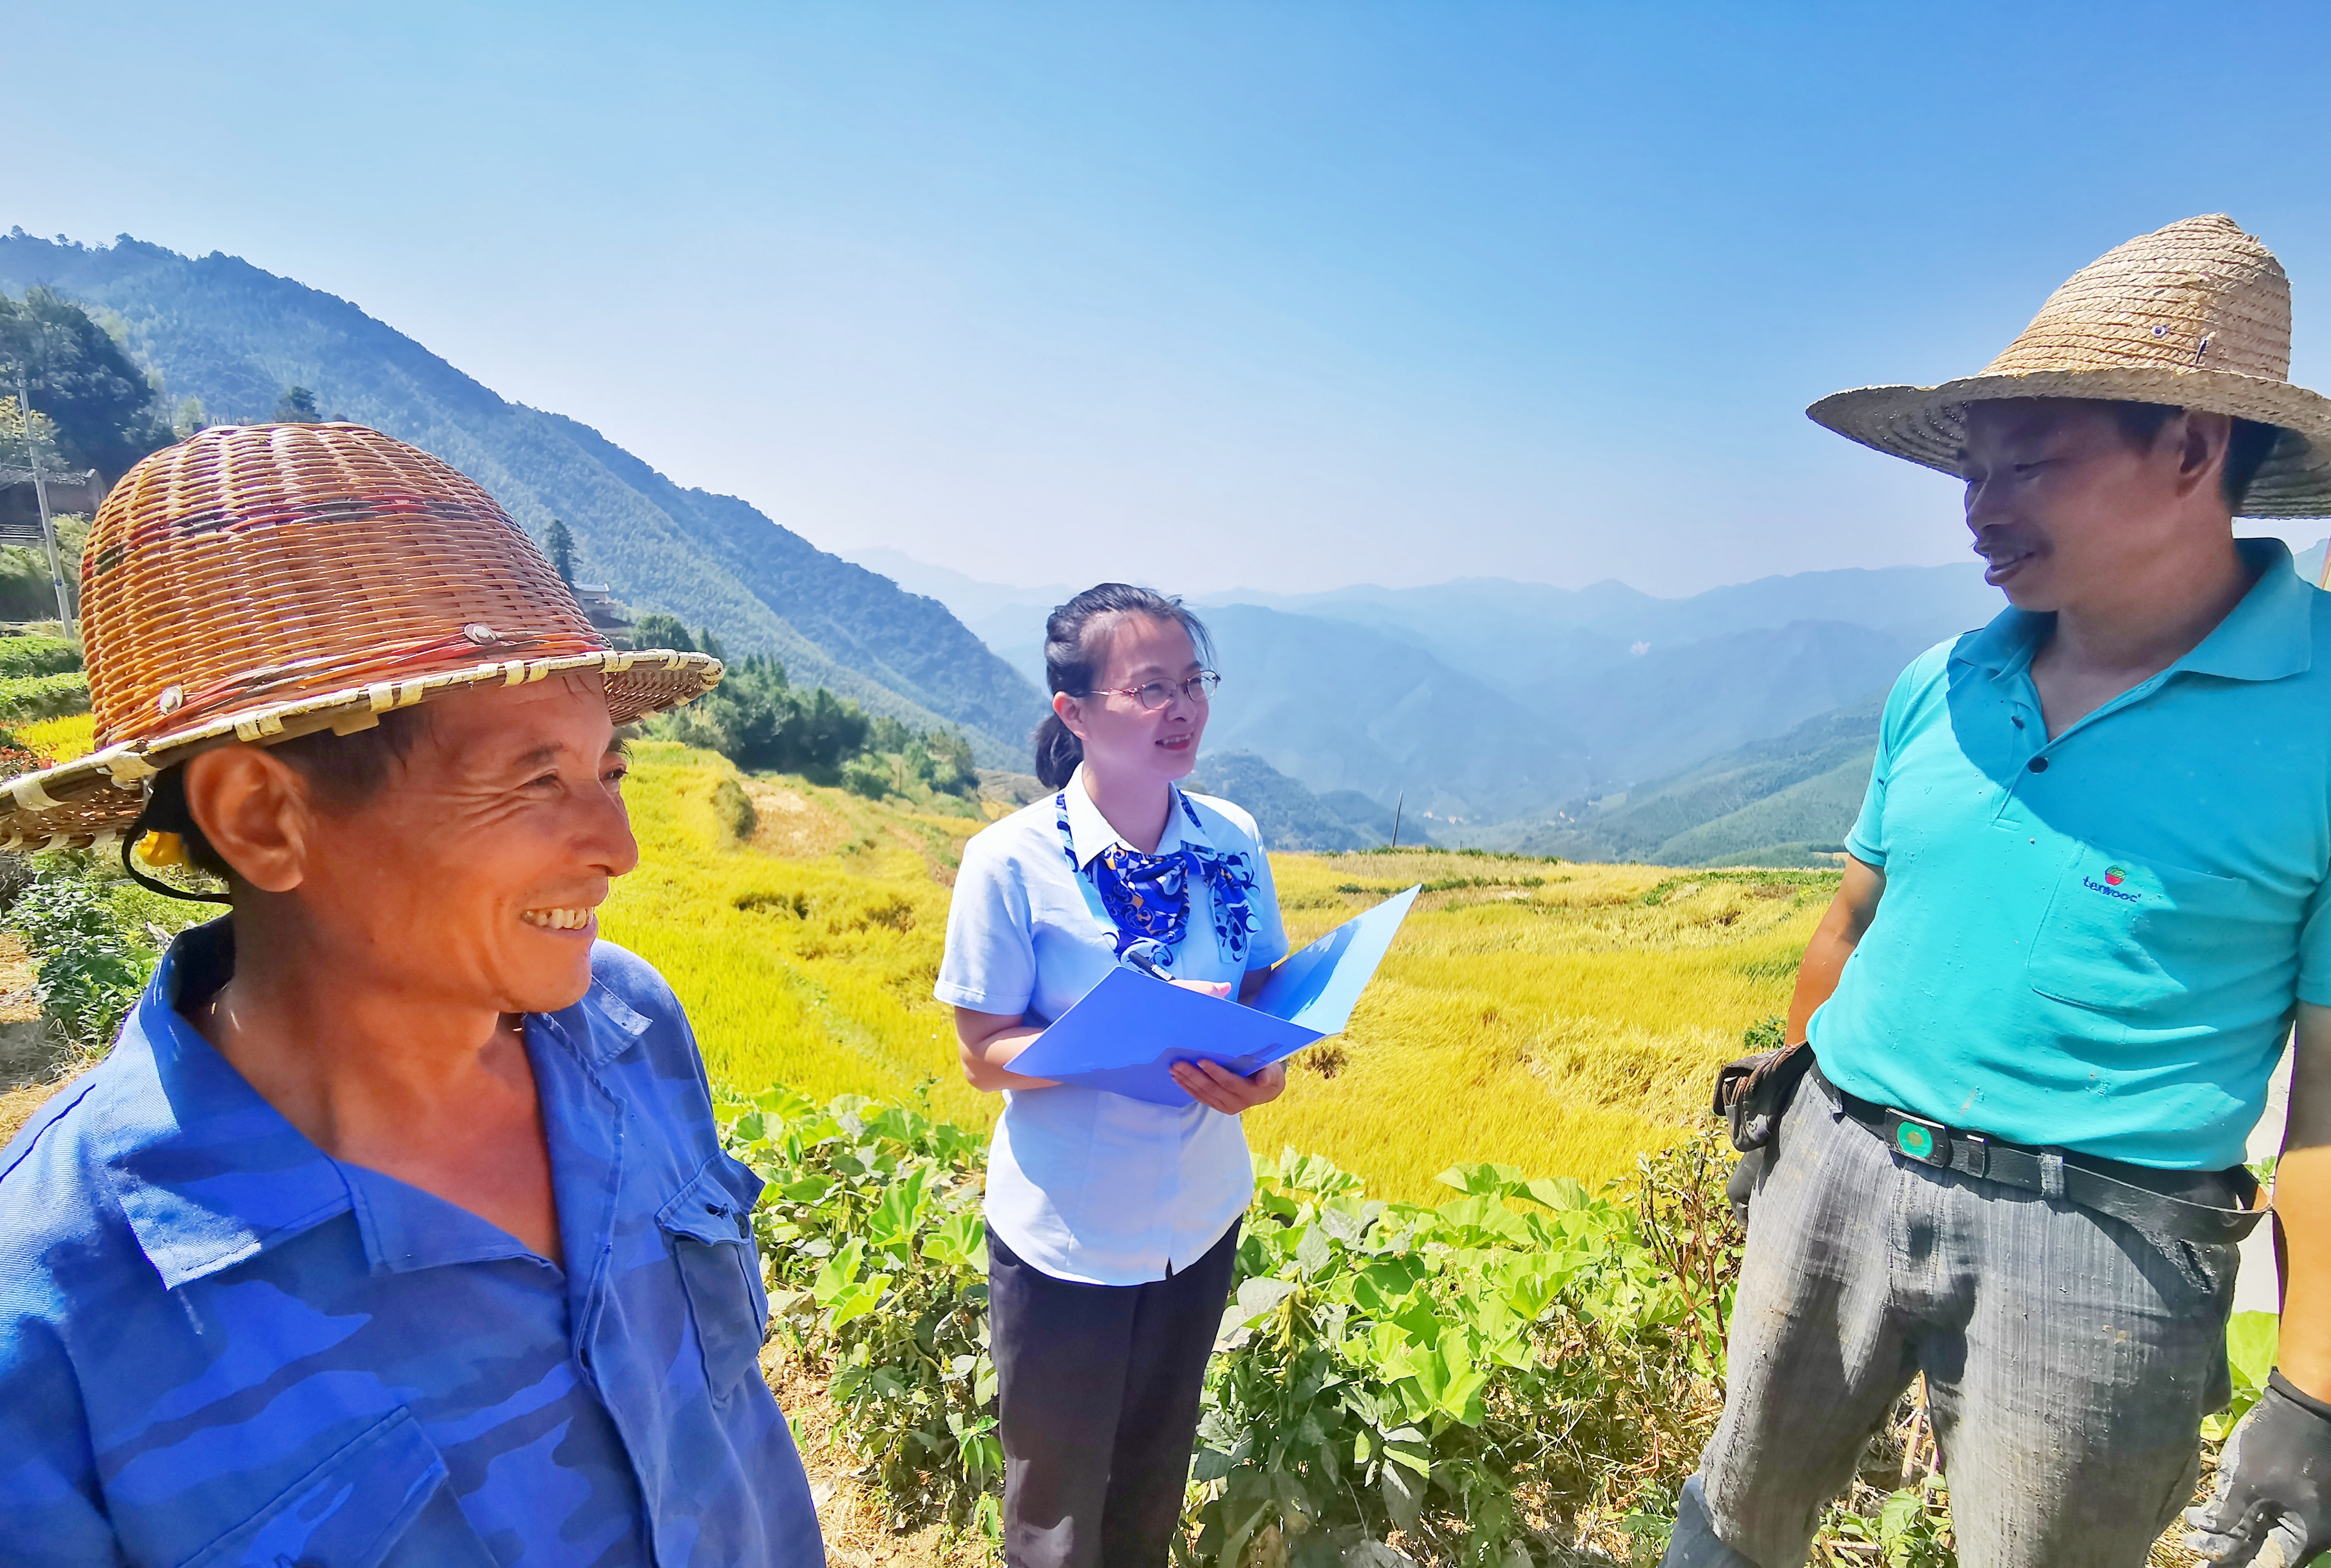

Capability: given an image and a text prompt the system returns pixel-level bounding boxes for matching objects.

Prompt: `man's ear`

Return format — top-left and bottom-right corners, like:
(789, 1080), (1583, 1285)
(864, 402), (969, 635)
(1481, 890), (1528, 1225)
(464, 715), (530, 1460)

(2172, 409), (2235, 500)
(1053, 689), (1089, 743)
(180, 745), (313, 894)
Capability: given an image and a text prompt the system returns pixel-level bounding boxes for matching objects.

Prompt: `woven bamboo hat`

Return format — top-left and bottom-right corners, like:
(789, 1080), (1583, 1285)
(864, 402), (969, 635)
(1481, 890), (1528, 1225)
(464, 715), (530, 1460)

(1809, 214), (2331, 517)
(0, 423), (721, 850)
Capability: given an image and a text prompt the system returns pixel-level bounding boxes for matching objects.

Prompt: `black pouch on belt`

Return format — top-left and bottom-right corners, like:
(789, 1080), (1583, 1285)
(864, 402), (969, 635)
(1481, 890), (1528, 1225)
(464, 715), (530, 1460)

(1711, 1043), (1815, 1223)
(1713, 1042), (1814, 1153)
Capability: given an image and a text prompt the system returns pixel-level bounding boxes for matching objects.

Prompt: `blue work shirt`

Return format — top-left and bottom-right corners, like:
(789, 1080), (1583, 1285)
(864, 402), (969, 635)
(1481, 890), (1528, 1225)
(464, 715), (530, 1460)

(1814, 538), (2331, 1170)
(0, 920), (825, 1566)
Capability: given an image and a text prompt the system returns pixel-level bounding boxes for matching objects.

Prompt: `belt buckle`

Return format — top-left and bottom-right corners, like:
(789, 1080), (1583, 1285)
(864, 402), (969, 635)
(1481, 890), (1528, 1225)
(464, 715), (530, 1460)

(1892, 1112), (1949, 1167)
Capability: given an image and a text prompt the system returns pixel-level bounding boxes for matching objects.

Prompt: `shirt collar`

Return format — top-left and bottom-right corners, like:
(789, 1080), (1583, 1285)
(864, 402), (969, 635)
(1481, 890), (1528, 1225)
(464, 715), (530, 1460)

(96, 919), (647, 1291)
(1060, 763), (1213, 868)
(97, 921), (354, 1291)
(1952, 537), (2314, 686)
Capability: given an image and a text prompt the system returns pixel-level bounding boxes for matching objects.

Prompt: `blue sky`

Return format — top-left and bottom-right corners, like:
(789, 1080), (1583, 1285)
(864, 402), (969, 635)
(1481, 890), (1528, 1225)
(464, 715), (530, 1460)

(10, 2), (2331, 595)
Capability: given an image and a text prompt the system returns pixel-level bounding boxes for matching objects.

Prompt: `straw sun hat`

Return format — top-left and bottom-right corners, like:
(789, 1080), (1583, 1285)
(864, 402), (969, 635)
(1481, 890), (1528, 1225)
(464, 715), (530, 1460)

(1809, 213), (2331, 517)
(0, 423), (720, 851)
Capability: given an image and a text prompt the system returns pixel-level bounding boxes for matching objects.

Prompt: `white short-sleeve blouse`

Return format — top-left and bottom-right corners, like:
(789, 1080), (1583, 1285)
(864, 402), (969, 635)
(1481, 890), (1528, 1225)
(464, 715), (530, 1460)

(935, 764), (1290, 1285)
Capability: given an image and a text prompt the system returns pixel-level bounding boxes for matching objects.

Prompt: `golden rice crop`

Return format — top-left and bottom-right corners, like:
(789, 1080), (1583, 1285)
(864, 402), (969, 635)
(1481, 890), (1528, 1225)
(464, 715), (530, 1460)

(13, 712), (95, 762)
(604, 743), (1837, 1201)
(601, 742), (996, 1131)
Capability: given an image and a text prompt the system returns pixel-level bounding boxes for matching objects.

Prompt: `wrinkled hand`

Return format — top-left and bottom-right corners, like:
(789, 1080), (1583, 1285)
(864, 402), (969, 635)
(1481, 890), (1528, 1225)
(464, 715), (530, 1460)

(2187, 1373), (2331, 1567)
(1170, 1056), (1285, 1115)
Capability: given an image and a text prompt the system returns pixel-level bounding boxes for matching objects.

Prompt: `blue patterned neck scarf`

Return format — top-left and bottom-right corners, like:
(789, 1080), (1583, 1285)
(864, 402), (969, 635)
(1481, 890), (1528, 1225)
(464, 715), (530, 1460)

(1056, 788), (1261, 969)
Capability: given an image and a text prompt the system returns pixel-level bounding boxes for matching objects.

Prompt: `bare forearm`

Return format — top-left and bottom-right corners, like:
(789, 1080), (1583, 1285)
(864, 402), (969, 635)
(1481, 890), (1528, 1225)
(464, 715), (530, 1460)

(2278, 1148), (2331, 1400)
(1786, 857), (1886, 1045)
(954, 1009), (1058, 1094)
(1787, 927), (1856, 1045)
(2279, 1004), (2331, 1399)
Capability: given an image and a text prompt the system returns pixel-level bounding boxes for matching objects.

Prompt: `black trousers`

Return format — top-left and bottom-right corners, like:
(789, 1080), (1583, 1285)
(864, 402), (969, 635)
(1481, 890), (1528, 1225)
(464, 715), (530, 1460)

(985, 1221), (1242, 1568)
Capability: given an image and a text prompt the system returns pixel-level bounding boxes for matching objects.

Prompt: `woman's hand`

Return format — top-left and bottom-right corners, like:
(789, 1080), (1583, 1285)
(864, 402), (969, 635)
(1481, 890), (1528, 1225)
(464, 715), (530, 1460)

(1170, 1057), (1286, 1115)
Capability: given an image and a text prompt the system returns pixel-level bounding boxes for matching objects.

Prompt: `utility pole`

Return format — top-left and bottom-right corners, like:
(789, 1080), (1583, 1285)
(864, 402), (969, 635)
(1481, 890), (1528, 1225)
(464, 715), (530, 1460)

(10, 368), (73, 633)
(1390, 790), (1404, 851)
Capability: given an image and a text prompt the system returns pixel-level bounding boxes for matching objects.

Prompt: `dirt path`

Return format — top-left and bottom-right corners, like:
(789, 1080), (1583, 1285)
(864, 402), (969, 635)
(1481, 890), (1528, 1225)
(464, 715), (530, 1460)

(0, 932), (82, 1147)
(761, 1343), (982, 1568)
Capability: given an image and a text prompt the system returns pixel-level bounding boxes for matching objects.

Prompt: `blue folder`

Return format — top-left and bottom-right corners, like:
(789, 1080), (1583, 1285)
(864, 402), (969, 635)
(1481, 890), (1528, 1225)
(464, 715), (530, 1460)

(1007, 885), (1421, 1106)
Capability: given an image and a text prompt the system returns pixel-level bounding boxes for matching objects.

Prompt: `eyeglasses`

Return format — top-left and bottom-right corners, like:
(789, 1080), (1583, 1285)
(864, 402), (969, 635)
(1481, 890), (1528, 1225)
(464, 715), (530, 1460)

(1087, 670), (1222, 711)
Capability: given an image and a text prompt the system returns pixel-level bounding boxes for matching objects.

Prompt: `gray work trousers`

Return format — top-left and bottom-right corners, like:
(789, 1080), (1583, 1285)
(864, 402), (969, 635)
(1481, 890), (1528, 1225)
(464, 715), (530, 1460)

(1663, 1071), (2238, 1568)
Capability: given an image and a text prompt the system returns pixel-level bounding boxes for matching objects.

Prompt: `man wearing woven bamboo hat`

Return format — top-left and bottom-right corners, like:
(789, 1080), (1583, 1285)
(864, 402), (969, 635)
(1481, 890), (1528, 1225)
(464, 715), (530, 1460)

(0, 426), (825, 1563)
(1669, 214), (2331, 1568)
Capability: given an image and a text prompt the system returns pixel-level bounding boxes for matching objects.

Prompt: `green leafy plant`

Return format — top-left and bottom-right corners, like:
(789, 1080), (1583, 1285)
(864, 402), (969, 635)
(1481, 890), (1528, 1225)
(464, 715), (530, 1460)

(1824, 1484), (1953, 1568)
(723, 1086), (1739, 1563)
(5, 871), (157, 1047)
(0, 635), (82, 681)
(726, 1086), (1004, 1538)
(1188, 1141), (1736, 1568)
(2206, 1312), (2280, 1442)
(0, 670), (91, 725)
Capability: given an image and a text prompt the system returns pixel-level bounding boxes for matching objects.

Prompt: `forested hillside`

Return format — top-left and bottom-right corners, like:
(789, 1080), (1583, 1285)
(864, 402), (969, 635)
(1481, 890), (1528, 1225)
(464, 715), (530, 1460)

(1498, 693), (1883, 865)
(0, 233), (1045, 760)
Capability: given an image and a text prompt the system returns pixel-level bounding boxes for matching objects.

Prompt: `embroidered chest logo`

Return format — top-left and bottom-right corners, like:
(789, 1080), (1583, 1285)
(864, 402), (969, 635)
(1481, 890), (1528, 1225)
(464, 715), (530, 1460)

(2083, 864), (2141, 903)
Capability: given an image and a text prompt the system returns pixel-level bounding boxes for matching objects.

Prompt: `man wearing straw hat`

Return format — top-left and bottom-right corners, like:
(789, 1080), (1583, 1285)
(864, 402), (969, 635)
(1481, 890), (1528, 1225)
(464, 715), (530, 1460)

(1670, 215), (2331, 1568)
(0, 426), (825, 1563)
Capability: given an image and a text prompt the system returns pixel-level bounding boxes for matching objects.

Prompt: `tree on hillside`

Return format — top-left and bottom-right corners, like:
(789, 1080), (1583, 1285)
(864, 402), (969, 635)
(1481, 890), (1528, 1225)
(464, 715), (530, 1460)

(543, 518), (576, 583)
(631, 612), (693, 652)
(916, 729), (979, 795)
(274, 385), (320, 422)
(0, 286), (172, 481)
(659, 654), (874, 776)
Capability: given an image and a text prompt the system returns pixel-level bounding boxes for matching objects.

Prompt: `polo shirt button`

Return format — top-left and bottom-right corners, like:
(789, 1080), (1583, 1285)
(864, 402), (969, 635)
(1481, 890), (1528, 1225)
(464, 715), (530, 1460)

(2028, 756), (2049, 773)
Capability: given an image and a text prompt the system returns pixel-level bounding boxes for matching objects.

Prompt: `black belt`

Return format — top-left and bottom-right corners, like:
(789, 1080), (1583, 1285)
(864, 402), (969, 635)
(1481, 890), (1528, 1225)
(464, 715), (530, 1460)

(1813, 1065), (2267, 1248)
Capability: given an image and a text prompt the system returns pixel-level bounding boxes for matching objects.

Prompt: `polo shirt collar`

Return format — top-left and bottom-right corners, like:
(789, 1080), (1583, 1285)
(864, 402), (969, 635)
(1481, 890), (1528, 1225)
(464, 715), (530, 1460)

(2186, 537), (2314, 681)
(1059, 762), (1212, 869)
(1953, 537), (2312, 687)
(97, 920), (647, 1291)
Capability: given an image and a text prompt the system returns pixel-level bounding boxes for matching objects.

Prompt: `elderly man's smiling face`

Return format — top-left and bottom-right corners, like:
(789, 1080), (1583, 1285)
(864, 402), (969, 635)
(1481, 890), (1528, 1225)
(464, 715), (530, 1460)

(271, 674), (639, 1014)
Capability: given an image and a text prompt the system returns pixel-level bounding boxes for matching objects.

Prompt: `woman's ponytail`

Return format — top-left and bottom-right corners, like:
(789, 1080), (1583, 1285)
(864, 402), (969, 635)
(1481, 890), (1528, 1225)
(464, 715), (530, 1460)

(1033, 712), (1083, 791)
(1033, 584), (1215, 790)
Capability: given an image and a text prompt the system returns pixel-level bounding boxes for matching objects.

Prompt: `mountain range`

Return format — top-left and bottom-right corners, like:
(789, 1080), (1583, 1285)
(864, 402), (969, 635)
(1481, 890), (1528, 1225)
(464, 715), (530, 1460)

(0, 234), (1046, 763)
(15, 233), (2319, 867)
(849, 549), (1988, 833)
(852, 543), (2329, 862)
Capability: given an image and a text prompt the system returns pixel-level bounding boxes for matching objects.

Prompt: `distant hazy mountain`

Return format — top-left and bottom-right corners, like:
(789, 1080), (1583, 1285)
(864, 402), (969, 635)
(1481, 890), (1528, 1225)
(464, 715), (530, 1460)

(842, 548), (1074, 636)
(1228, 566), (2003, 705)
(1, 234), (1046, 761)
(1187, 751), (1373, 852)
(1494, 693), (1883, 865)
(1318, 788), (1430, 848)
(1196, 604), (1595, 826)
(1531, 619), (1921, 784)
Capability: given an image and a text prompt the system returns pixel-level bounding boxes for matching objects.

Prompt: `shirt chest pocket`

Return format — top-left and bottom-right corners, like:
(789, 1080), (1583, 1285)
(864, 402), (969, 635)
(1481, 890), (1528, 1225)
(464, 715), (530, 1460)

(2026, 846), (2252, 1013)
(656, 1153), (771, 1402)
(184, 1408), (495, 1568)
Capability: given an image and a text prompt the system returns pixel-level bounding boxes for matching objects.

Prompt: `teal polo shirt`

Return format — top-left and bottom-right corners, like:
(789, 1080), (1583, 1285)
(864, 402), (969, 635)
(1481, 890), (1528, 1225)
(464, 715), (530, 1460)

(1811, 538), (2331, 1171)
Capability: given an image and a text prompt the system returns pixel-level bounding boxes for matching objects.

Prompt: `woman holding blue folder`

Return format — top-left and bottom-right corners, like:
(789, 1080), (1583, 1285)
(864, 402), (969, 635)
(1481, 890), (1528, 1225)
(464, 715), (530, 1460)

(936, 583), (1291, 1568)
